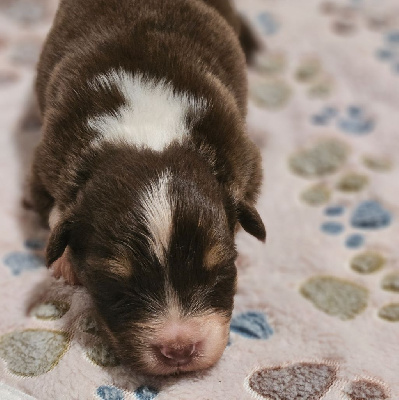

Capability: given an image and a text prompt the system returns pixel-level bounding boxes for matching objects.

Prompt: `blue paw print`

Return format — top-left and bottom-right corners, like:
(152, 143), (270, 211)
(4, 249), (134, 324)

(321, 205), (366, 249)
(311, 105), (374, 135)
(376, 31), (399, 75)
(3, 252), (45, 275)
(230, 311), (273, 340)
(97, 386), (124, 400)
(311, 106), (338, 125)
(257, 12), (280, 35)
(321, 200), (391, 248)
(351, 200), (392, 229)
(24, 238), (45, 250)
(324, 205), (345, 216)
(134, 386), (158, 400)
(345, 234), (365, 249)
(338, 106), (374, 135)
(320, 221), (344, 235)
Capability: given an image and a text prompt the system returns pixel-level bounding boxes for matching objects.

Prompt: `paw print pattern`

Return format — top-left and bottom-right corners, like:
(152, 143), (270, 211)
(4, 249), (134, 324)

(257, 12), (280, 36)
(96, 386), (125, 400)
(230, 311), (273, 340)
(292, 104), (393, 254)
(381, 273), (399, 293)
(0, 300), (161, 398)
(24, 238), (45, 250)
(295, 58), (322, 83)
(378, 303), (399, 322)
(345, 234), (365, 249)
(320, 206), (365, 249)
(363, 155), (393, 172)
(295, 57), (334, 98)
(376, 31), (399, 75)
(311, 106), (338, 125)
(246, 362), (337, 400)
(245, 361), (392, 400)
(134, 386), (159, 400)
(338, 106), (375, 135)
(289, 138), (348, 178)
(3, 251), (45, 275)
(344, 379), (389, 400)
(321, 221), (345, 235)
(0, 297), (71, 377)
(300, 276), (368, 320)
(30, 301), (70, 320)
(301, 183), (331, 206)
(320, 1), (393, 35)
(312, 105), (375, 135)
(336, 173), (368, 192)
(254, 51), (286, 76)
(3, 237), (47, 276)
(351, 200), (392, 230)
(320, 200), (392, 247)
(350, 251), (386, 274)
(250, 79), (292, 110)
(250, 48), (292, 110)
(324, 205), (345, 216)
(0, 330), (70, 376)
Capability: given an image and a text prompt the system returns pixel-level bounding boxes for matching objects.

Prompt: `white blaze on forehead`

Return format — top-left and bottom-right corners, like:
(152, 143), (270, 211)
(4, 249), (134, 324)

(140, 170), (175, 263)
(87, 69), (207, 151)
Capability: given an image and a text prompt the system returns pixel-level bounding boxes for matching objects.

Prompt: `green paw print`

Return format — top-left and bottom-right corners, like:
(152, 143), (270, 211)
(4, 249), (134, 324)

(0, 328), (70, 376)
(0, 301), (119, 376)
(295, 57), (334, 98)
(30, 301), (70, 320)
(301, 183), (331, 206)
(250, 50), (292, 110)
(300, 250), (399, 323)
(250, 79), (292, 110)
(300, 276), (368, 320)
(289, 138), (349, 180)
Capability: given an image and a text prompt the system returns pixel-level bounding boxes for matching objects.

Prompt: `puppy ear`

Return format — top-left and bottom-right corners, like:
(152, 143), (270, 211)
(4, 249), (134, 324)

(237, 200), (266, 242)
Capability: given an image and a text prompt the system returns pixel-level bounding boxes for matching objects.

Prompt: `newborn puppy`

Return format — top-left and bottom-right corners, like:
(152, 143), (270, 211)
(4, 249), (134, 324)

(30, 0), (265, 375)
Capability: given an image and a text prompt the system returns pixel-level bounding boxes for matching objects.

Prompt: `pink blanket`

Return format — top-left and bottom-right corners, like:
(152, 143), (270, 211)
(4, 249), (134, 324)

(1, 0), (398, 399)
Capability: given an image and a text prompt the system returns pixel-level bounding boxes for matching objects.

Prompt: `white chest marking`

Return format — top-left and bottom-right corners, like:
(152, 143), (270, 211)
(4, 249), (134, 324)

(87, 69), (207, 151)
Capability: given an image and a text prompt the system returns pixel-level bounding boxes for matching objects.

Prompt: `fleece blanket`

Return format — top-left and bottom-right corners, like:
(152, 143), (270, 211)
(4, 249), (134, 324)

(1, 0), (399, 399)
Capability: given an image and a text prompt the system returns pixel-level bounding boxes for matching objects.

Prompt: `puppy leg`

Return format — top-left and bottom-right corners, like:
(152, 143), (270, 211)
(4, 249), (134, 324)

(28, 164), (54, 228)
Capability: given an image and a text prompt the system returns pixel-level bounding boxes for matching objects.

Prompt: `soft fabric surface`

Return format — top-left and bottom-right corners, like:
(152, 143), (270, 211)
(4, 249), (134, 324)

(1, 0), (398, 399)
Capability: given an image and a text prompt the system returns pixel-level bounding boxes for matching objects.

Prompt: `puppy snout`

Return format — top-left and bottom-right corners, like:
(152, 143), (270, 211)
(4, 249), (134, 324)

(141, 314), (229, 374)
(158, 343), (196, 366)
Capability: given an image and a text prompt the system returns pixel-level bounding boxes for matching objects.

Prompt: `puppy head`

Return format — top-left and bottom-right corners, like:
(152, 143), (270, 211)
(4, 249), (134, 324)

(46, 153), (264, 375)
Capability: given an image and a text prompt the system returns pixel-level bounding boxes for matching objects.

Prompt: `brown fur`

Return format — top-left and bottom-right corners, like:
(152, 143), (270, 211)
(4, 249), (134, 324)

(30, 0), (265, 374)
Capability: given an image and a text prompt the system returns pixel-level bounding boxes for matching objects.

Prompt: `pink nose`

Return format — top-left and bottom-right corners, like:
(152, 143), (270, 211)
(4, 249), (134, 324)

(158, 344), (196, 366)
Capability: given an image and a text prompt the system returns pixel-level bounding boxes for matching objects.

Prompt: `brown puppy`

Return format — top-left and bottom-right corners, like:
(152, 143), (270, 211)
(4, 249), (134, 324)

(31, 0), (265, 375)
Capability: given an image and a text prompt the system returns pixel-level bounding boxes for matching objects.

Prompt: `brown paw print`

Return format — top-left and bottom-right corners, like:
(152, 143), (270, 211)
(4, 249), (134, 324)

(344, 379), (390, 400)
(246, 362), (337, 400)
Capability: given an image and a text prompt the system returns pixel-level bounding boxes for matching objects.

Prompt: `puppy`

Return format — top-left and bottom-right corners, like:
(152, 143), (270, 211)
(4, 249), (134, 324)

(30, 0), (265, 375)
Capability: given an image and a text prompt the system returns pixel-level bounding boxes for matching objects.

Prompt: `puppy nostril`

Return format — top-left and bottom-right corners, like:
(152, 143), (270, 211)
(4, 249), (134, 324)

(159, 344), (195, 362)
